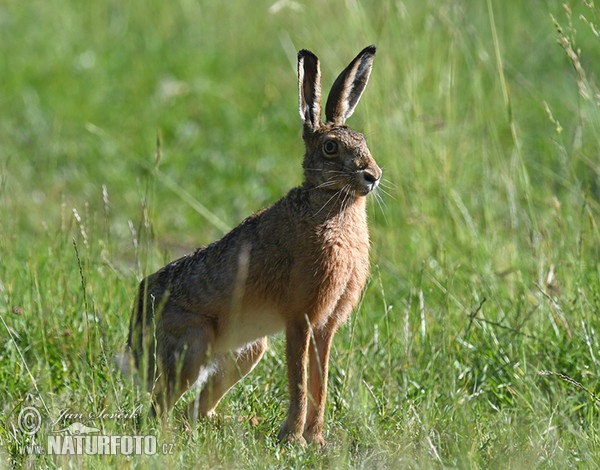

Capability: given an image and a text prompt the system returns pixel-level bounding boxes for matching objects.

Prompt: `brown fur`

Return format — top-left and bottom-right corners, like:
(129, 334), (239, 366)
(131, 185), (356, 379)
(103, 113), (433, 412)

(120, 45), (381, 446)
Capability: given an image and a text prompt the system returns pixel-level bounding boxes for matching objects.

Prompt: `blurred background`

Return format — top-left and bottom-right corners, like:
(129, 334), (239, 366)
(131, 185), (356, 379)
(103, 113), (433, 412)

(2, 0), (600, 466)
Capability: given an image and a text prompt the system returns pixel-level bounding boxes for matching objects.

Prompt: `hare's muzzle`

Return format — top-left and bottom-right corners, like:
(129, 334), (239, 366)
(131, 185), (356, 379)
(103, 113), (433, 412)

(360, 166), (381, 195)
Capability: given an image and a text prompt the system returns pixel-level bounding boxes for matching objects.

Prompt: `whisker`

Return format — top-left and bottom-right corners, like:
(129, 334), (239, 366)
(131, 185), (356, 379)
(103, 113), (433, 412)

(332, 189), (349, 219)
(304, 167), (347, 175)
(372, 190), (389, 224)
(366, 187), (389, 225)
(376, 185), (395, 200)
(327, 191), (343, 220)
(375, 178), (396, 200)
(376, 190), (389, 208)
(312, 179), (343, 190)
(379, 177), (396, 188)
(339, 185), (353, 223)
(313, 189), (343, 217)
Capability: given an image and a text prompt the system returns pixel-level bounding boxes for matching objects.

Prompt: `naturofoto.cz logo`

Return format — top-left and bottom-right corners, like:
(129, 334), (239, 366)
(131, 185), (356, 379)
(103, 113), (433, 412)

(16, 405), (174, 456)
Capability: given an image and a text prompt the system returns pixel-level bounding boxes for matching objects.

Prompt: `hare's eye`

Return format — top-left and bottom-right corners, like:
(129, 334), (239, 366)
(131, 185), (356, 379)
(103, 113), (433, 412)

(323, 139), (338, 156)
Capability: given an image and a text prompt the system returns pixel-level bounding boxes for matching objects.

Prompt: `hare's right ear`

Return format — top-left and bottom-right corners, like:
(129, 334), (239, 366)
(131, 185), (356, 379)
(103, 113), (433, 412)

(298, 49), (322, 130)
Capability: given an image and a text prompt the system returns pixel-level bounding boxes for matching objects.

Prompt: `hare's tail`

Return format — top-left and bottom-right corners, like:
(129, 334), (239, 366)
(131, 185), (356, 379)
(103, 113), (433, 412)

(114, 347), (135, 377)
(116, 276), (157, 380)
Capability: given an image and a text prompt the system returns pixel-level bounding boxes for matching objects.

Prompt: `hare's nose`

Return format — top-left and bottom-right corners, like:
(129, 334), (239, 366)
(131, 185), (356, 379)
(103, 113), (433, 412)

(361, 168), (381, 192)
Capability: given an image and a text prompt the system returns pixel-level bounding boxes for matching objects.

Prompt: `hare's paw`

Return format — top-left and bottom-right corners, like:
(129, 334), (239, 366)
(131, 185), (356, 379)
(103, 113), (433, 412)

(303, 427), (326, 448)
(201, 409), (218, 420)
(277, 421), (307, 446)
(185, 402), (219, 428)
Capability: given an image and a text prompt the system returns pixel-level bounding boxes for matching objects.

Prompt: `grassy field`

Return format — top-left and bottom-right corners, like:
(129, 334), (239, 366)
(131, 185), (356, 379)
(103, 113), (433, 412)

(1, 0), (600, 467)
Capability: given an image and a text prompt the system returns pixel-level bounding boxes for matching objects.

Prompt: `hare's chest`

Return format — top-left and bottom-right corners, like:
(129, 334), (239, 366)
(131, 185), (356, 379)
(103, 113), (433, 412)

(304, 233), (369, 324)
(320, 222), (369, 273)
(327, 237), (369, 290)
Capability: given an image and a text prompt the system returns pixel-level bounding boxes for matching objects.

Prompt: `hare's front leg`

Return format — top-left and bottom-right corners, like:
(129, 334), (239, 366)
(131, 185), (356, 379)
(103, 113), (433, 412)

(303, 281), (364, 446)
(188, 337), (267, 423)
(303, 324), (336, 447)
(278, 322), (310, 444)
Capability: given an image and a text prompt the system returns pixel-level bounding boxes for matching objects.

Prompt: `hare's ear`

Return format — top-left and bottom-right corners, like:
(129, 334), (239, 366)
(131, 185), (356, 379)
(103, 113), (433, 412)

(298, 49), (322, 129)
(325, 45), (376, 125)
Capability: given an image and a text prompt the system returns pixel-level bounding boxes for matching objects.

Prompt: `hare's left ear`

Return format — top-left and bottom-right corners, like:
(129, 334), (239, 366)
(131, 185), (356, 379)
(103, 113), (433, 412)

(325, 45), (376, 125)
(298, 49), (322, 130)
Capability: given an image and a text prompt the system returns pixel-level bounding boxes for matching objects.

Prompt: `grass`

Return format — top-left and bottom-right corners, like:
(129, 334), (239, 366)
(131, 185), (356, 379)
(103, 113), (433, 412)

(1, 0), (600, 467)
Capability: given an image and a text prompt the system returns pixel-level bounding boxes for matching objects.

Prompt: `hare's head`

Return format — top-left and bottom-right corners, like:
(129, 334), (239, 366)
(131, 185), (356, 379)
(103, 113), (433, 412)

(298, 46), (381, 197)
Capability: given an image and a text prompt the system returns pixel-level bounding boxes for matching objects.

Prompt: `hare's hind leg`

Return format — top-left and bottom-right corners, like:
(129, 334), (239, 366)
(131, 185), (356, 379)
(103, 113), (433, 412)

(188, 337), (268, 423)
(153, 321), (216, 415)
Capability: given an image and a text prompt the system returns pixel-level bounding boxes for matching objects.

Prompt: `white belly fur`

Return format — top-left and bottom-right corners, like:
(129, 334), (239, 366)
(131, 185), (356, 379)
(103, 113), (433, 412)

(214, 305), (284, 353)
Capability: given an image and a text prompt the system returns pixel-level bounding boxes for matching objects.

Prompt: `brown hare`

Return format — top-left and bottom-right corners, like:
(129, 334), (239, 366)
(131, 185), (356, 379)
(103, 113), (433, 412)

(121, 45), (381, 446)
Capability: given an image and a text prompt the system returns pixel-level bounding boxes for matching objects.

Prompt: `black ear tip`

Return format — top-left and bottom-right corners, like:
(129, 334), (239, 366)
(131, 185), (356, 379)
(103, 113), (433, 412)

(363, 44), (376, 55)
(298, 49), (318, 61)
